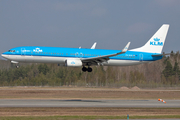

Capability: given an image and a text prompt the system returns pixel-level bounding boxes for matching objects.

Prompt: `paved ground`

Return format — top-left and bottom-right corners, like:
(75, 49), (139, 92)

(0, 99), (180, 108)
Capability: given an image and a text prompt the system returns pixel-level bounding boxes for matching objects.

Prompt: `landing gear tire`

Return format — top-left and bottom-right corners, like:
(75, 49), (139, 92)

(82, 67), (92, 72)
(15, 63), (19, 68)
(87, 67), (92, 72)
(82, 67), (87, 72)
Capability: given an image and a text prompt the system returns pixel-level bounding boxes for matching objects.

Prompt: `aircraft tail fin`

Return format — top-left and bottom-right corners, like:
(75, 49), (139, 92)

(130, 24), (169, 54)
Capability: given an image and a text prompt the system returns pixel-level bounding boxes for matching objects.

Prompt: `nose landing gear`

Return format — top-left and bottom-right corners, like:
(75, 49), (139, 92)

(82, 67), (92, 72)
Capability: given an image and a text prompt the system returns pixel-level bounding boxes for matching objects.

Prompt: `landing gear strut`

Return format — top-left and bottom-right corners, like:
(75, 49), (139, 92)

(15, 63), (19, 68)
(82, 67), (92, 72)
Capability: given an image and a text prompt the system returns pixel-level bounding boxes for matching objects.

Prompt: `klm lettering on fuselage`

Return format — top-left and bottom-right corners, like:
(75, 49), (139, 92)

(150, 38), (163, 46)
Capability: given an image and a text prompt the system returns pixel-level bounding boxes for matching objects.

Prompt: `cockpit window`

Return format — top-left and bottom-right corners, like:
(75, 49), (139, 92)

(8, 50), (15, 52)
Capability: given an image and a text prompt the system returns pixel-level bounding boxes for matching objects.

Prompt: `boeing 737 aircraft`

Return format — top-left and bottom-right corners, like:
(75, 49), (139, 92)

(1, 24), (169, 72)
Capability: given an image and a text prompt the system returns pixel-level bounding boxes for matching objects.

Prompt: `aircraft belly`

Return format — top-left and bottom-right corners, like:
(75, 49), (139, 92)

(105, 59), (142, 66)
(8, 55), (24, 62)
(9, 55), (66, 63)
(29, 56), (65, 63)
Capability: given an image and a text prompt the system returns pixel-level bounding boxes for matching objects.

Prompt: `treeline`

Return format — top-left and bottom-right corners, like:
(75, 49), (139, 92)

(0, 51), (180, 88)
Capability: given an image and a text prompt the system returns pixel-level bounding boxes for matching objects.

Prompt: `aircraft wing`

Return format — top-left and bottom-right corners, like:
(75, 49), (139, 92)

(81, 42), (130, 64)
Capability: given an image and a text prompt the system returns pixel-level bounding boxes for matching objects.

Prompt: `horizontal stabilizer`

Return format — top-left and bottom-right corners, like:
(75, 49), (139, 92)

(152, 53), (170, 57)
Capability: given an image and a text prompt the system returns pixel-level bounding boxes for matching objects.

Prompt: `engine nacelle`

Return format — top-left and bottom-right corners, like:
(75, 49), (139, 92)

(65, 59), (82, 67)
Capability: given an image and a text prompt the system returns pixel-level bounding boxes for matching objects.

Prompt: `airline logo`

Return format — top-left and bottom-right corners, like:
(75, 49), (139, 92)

(71, 61), (75, 64)
(150, 37), (163, 46)
(33, 48), (43, 52)
(21, 49), (30, 53)
(21, 50), (30, 52)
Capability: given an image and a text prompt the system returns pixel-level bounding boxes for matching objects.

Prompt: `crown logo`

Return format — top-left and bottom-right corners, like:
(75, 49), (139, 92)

(153, 37), (160, 41)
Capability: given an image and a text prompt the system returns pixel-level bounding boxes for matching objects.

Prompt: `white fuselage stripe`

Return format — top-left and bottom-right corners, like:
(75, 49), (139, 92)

(3, 55), (150, 66)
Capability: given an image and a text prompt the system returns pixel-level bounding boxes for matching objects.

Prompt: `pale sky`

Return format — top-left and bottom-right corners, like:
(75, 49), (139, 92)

(1, 0), (180, 57)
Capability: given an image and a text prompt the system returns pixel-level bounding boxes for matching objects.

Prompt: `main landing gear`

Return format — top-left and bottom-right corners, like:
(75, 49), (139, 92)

(82, 66), (92, 72)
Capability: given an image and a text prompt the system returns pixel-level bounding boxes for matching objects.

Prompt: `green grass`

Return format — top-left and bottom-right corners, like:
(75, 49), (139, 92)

(1, 115), (180, 120)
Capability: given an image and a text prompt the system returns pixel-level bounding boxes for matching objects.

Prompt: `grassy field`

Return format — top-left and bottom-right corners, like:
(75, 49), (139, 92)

(0, 107), (180, 116)
(0, 87), (180, 119)
(0, 87), (180, 99)
(1, 115), (180, 120)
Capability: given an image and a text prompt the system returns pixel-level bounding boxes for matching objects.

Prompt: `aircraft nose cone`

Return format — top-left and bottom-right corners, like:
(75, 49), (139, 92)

(1, 54), (8, 59)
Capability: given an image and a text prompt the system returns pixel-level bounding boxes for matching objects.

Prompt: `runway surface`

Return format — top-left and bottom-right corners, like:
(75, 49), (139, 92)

(0, 99), (180, 108)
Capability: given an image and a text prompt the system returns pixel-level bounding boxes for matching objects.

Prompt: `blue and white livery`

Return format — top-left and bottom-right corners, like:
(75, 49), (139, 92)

(1, 24), (169, 72)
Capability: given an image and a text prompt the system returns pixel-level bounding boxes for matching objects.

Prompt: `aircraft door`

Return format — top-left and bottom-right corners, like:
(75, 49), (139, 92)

(21, 48), (26, 62)
(79, 52), (83, 58)
(139, 53), (143, 62)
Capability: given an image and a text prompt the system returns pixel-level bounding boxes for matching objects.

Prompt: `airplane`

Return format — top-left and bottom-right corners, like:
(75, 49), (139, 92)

(1, 24), (169, 72)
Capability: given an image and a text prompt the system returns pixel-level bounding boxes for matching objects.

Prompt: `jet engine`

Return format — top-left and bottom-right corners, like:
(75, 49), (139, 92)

(65, 59), (82, 67)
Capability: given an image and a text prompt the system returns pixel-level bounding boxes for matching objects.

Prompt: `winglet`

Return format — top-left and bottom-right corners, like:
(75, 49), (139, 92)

(122, 42), (130, 53)
(91, 42), (97, 49)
